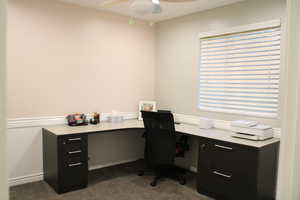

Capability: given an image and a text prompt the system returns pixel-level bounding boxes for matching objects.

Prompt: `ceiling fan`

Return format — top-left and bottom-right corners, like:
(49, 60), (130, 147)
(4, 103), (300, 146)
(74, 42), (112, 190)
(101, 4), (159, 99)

(102, 0), (196, 15)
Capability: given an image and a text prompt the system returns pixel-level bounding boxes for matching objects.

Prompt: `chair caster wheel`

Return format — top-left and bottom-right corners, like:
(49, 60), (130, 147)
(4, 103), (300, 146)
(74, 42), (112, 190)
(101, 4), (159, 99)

(150, 181), (157, 187)
(138, 170), (144, 176)
(179, 177), (186, 185)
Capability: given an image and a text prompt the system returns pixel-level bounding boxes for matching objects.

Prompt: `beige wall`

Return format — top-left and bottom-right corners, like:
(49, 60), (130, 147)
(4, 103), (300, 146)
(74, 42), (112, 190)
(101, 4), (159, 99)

(0, 0), (8, 198)
(7, 0), (155, 118)
(6, 0), (154, 185)
(155, 0), (286, 127)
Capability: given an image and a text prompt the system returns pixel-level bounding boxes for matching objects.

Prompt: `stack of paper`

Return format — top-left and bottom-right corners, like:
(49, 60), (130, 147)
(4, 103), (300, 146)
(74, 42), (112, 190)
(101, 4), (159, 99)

(231, 120), (274, 141)
(231, 120), (258, 128)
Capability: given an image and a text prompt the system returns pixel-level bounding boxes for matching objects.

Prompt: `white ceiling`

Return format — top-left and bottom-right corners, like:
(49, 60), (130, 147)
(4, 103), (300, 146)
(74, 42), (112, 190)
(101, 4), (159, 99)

(60, 0), (245, 22)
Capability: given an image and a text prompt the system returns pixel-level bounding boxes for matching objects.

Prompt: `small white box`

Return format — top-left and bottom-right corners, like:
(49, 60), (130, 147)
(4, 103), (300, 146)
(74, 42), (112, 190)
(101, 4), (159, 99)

(198, 118), (213, 129)
(108, 115), (124, 123)
(231, 120), (258, 128)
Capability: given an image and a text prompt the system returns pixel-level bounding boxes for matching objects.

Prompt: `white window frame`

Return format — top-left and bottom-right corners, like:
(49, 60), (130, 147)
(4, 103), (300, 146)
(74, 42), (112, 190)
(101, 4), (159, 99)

(197, 19), (282, 118)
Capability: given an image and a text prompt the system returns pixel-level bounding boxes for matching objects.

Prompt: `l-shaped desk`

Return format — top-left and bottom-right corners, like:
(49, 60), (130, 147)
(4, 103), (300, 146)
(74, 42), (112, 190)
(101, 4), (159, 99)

(43, 120), (280, 200)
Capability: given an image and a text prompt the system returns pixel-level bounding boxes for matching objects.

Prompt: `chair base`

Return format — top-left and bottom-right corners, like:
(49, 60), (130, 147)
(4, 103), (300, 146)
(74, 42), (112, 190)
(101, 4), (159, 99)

(138, 165), (187, 187)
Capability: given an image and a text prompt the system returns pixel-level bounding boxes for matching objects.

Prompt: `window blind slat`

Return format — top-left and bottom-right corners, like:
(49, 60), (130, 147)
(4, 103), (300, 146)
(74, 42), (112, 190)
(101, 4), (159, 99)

(200, 75), (280, 80)
(202, 46), (280, 56)
(201, 60), (280, 68)
(200, 67), (279, 73)
(203, 28), (280, 42)
(199, 99), (278, 108)
(199, 103), (277, 112)
(200, 88), (278, 94)
(202, 52), (280, 61)
(203, 32), (280, 45)
(202, 43), (280, 54)
(199, 85), (279, 89)
(199, 96), (278, 104)
(199, 105), (276, 114)
(200, 71), (280, 76)
(200, 91), (278, 98)
(202, 54), (280, 63)
(199, 26), (281, 118)
(202, 36), (280, 49)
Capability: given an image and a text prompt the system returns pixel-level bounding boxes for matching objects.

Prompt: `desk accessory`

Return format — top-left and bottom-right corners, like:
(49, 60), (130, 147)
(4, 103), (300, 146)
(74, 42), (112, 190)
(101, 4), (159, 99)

(231, 120), (258, 128)
(198, 118), (213, 129)
(231, 124), (274, 141)
(108, 111), (124, 123)
(66, 113), (88, 126)
(90, 112), (100, 125)
(138, 101), (156, 120)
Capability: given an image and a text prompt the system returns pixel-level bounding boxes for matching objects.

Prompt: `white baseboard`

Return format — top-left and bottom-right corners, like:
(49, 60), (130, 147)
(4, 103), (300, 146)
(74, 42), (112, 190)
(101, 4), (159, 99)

(9, 159), (140, 187)
(9, 173), (44, 187)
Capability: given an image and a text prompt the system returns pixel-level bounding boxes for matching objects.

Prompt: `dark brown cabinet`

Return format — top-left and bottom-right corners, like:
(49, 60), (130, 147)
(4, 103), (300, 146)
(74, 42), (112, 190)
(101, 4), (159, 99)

(43, 123), (280, 196)
(43, 129), (88, 194)
(197, 137), (279, 200)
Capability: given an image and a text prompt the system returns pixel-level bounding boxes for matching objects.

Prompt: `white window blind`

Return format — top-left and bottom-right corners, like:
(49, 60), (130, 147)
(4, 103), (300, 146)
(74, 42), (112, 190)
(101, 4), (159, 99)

(198, 25), (281, 118)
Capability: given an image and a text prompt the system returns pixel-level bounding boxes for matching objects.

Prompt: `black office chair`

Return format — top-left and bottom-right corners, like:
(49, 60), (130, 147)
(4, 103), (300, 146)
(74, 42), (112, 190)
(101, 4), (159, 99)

(138, 111), (186, 186)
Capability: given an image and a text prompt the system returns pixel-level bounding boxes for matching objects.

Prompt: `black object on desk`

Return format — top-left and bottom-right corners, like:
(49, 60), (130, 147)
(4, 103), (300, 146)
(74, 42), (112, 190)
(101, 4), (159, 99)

(138, 111), (187, 186)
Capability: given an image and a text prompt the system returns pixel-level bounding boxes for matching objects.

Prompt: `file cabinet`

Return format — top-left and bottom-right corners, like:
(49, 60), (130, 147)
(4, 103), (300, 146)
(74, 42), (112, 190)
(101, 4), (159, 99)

(43, 129), (88, 194)
(197, 137), (279, 200)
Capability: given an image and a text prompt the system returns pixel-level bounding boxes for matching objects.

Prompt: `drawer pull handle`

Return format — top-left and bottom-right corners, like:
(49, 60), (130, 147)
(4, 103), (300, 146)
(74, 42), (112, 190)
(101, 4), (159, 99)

(215, 144), (233, 150)
(68, 150), (82, 154)
(68, 138), (82, 141)
(213, 171), (232, 178)
(68, 162), (82, 167)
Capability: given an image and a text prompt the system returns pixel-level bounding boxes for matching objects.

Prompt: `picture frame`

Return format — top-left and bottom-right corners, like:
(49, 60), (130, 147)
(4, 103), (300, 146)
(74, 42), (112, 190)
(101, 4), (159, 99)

(138, 101), (157, 120)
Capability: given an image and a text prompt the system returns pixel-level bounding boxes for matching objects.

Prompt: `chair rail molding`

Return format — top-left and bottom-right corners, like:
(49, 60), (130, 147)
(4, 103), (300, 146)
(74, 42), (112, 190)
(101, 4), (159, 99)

(7, 112), (138, 129)
(7, 112), (281, 137)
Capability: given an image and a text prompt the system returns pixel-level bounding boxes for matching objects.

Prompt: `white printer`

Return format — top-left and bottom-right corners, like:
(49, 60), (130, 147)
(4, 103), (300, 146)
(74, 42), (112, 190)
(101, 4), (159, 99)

(230, 120), (274, 141)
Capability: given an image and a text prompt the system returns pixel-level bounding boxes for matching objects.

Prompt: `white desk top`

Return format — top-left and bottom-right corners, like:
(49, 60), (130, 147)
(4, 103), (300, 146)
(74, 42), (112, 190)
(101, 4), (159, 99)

(44, 120), (279, 148)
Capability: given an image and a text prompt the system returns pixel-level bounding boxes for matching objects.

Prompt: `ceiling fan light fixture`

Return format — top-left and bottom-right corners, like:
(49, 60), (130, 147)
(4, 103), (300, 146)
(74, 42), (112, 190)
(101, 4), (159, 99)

(152, 0), (160, 5)
(130, 0), (154, 15)
(152, 0), (162, 13)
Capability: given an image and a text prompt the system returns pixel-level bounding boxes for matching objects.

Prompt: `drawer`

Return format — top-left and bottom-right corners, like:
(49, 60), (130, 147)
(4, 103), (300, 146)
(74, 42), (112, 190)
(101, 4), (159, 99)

(210, 141), (240, 174)
(59, 135), (87, 151)
(59, 161), (88, 193)
(200, 138), (257, 174)
(63, 151), (87, 166)
(199, 168), (235, 199)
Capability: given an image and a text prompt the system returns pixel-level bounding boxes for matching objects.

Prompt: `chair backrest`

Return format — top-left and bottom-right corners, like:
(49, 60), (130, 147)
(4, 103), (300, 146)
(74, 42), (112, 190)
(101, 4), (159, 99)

(141, 111), (176, 167)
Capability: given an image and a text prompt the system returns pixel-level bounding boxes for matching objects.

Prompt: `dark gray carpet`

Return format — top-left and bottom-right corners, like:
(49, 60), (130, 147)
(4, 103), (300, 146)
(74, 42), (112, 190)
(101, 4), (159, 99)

(10, 161), (211, 200)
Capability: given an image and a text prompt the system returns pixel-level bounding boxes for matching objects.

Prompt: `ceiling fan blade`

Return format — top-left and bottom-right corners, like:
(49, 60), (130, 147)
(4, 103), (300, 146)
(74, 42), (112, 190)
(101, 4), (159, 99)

(101, 0), (129, 7)
(152, 0), (162, 14)
(161, 0), (196, 2)
(152, 4), (162, 13)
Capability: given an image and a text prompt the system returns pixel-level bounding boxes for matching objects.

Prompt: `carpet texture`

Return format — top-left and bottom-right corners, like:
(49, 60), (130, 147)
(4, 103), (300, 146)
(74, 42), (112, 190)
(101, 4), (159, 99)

(10, 161), (212, 200)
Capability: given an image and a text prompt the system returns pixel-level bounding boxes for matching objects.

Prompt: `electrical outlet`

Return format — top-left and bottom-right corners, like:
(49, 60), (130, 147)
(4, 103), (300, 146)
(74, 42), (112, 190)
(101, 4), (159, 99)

(189, 166), (197, 173)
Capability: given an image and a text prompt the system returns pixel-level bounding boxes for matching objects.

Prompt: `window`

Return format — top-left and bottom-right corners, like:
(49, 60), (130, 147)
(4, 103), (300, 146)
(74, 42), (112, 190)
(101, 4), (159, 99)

(198, 21), (281, 118)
